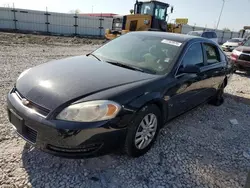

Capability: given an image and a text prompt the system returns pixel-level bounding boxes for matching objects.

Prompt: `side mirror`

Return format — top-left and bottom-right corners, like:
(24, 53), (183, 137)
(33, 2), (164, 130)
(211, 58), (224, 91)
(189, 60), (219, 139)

(179, 64), (200, 74)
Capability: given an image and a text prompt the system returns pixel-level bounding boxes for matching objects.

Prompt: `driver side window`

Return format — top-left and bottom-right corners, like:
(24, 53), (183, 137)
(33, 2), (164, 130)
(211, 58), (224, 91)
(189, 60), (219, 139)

(182, 43), (204, 67)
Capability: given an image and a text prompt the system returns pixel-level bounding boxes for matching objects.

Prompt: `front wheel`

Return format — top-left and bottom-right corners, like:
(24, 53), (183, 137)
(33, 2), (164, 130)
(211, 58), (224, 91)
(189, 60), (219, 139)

(124, 104), (161, 157)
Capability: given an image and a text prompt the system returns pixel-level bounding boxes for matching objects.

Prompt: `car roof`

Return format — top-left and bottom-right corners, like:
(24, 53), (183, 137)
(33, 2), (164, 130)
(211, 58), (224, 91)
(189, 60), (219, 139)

(128, 31), (207, 43)
(231, 38), (244, 40)
(192, 30), (216, 33)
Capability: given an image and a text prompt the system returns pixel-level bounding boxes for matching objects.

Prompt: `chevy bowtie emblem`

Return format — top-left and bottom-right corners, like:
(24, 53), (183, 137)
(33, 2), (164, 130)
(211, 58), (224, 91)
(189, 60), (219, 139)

(21, 99), (30, 106)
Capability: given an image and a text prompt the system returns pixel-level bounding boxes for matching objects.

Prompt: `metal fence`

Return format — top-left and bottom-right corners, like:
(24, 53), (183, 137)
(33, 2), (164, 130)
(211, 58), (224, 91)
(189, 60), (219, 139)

(0, 7), (246, 42)
(181, 25), (244, 44)
(0, 7), (113, 37)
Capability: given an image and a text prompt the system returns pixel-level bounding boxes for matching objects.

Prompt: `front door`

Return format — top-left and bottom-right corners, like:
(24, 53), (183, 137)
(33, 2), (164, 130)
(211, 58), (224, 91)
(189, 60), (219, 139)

(167, 42), (208, 119)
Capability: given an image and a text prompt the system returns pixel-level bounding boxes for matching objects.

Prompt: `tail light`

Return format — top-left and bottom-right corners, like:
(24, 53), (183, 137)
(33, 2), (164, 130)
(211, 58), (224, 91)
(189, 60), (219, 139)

(238, 42), (243, 45)
(231, 53), (238, 61)
(230, 50), (241, 61)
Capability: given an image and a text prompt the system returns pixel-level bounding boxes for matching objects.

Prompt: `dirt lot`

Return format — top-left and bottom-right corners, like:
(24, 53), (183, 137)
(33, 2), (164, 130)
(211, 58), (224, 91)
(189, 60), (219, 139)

(0, 32), (250, 188)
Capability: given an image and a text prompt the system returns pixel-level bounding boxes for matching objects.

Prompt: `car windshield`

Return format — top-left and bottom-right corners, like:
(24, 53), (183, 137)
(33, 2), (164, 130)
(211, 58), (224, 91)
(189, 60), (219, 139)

(243, 39), (250, 47)
(92, 33), (182, 75)
(228, 39), (240, 42)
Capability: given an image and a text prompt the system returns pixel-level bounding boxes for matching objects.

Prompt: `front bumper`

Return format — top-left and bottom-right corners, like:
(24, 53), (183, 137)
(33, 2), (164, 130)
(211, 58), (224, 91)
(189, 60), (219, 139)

(222, 46), (236, 52)
(7, 90), (128, 158)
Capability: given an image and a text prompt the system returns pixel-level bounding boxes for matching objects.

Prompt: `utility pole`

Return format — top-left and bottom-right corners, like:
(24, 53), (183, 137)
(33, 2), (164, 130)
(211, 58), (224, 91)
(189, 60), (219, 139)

(216, 0), (225, 30)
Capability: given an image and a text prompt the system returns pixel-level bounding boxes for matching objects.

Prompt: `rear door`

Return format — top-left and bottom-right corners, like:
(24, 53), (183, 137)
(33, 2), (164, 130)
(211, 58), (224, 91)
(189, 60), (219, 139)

(201, 42), (227, 95)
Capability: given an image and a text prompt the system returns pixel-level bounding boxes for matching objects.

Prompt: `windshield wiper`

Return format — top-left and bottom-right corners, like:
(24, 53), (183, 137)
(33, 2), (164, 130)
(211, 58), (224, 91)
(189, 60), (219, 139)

(105, 61), (156, 74)
(86, 53), (101, 61)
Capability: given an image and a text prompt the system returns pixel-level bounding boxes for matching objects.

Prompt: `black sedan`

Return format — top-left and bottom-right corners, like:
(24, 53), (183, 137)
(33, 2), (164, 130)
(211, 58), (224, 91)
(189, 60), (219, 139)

(7, 31), (231, 158)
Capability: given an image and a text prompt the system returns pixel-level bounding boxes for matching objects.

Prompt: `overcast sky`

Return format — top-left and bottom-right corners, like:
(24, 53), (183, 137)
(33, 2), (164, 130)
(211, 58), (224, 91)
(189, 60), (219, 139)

(2, 0), (250, 31)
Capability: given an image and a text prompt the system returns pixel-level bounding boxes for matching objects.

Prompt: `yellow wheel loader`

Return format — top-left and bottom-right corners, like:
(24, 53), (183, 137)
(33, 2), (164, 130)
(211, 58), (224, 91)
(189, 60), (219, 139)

(105, 0), (174, 40)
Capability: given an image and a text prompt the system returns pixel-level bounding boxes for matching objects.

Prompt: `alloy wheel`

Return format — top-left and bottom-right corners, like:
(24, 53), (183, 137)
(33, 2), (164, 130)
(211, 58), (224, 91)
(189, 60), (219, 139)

(134, 113), (158, 150)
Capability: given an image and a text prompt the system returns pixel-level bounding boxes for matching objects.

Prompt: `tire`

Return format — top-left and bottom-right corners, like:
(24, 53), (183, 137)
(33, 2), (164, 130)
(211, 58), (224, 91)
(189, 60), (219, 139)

(209, 81), (225, 106)
(124, 104), (161, 157)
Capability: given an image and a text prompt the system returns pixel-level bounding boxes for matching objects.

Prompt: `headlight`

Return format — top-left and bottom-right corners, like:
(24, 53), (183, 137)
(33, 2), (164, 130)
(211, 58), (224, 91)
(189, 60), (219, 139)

(17, 68), (31, 80)
(57, 100), (121, 122)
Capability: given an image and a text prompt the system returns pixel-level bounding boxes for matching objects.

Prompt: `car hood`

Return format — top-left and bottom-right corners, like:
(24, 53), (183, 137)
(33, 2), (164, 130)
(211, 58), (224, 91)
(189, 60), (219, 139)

(223, 42), (239, 47)
(16, 56), (158, 110)
(235, 46), (250, 53)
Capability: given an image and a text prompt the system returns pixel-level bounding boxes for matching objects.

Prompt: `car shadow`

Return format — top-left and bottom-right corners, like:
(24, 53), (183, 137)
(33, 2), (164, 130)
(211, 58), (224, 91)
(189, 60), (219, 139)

(21, 93), (250, 188)
(225, 93), (250, 105)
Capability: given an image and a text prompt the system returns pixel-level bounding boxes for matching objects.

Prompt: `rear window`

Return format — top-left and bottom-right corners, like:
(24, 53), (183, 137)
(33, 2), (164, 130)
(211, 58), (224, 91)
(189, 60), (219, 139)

(201, 32), (208, 38)
(212, 32), (217, 38)
(207, 32), (213, 38)
(202, 32), (217, 39)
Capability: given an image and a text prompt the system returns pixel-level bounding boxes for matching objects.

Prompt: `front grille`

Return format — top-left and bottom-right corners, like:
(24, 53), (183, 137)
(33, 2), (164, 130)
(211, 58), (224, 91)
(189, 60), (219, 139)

(242, 50), (250, 53)
(239, 54), (250, 61)
(24, 125), (37, 143)
(47, 143), (102, 154)
(112, 18), (123, 30)
(13, 89), (50, 117)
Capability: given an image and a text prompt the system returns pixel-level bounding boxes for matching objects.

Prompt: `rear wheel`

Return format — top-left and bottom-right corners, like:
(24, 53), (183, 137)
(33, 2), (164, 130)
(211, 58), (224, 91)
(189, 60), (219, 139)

(209, 82), (225, 106)
(124, 104), (161, 157)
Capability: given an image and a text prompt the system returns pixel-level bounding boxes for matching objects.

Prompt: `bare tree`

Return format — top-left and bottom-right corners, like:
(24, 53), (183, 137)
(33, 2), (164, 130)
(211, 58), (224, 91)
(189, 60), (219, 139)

(223, 27), (231, 31)
(69, 9), (81, 14)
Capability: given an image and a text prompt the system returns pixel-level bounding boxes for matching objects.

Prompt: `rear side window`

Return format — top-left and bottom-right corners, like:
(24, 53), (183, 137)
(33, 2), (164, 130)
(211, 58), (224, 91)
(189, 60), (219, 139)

(204, 44), (220, 64)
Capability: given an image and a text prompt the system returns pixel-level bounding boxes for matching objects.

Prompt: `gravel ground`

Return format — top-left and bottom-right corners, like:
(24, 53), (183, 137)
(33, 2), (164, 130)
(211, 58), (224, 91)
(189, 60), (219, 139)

(1, 32), (250, 188)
